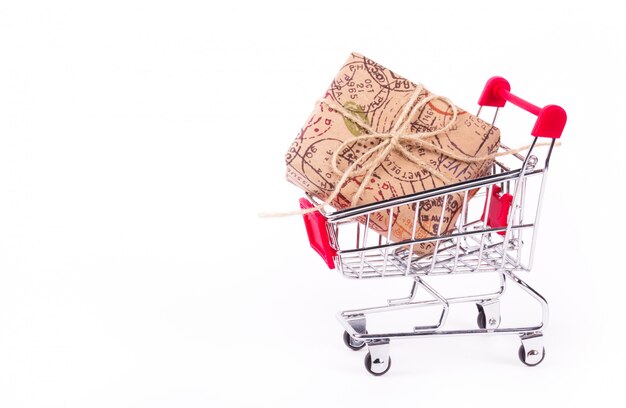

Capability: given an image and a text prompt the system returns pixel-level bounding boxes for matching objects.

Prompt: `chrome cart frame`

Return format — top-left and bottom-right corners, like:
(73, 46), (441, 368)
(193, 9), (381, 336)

(300, 77), (566, 375)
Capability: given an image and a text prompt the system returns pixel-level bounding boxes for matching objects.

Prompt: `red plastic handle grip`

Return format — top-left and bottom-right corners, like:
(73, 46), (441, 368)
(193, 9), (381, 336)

(477, 76), (567, 139)
(299, 198), (336, 269)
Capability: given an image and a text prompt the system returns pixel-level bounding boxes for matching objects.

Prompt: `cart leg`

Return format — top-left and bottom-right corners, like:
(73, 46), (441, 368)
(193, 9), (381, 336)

(364, 339), (391, 376)
(387, 279), (419, 305)
(476, 299), (501, 330)
(519, 332), (545, 366)
(413, 277), (449, 332)
(504, 269), (549, 330)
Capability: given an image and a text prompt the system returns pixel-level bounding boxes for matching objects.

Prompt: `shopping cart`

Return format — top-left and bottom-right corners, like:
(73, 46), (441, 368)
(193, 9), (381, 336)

(299, 76), (566, 375)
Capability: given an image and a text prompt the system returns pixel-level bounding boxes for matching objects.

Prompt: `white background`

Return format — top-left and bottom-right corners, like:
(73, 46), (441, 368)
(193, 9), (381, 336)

(1, 0), (624, 406)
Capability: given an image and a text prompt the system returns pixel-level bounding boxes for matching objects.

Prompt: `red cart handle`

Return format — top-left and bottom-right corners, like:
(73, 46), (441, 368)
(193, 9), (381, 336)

(478, 76), (566, 139)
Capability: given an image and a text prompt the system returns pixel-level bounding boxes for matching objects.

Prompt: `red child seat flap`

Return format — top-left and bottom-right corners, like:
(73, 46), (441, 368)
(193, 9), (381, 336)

(481, 186), (513, 236)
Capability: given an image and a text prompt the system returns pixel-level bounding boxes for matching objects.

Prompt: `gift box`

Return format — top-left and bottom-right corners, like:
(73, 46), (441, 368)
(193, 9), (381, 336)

(285, 53), (500, 254)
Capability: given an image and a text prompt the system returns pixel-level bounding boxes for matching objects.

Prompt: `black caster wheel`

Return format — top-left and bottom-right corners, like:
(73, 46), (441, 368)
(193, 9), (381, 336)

(518, 344), (546, 367)
(364, 352), (391, 376)
(343, 331), (366, 351)
(476, 303), (500, 329)
(476, 304), (487, 329)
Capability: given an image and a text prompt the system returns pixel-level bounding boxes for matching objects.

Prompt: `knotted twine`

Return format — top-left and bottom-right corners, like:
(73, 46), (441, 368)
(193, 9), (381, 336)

(261, 85), (555, 217)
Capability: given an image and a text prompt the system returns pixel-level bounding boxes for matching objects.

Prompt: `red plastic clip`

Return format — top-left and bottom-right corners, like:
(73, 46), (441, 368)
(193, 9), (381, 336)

(299, 198), (337, 269)
(481, 186), (513, 236)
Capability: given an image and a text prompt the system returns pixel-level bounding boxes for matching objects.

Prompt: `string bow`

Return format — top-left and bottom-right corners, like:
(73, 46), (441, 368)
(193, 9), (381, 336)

(322, 85), (463, 208)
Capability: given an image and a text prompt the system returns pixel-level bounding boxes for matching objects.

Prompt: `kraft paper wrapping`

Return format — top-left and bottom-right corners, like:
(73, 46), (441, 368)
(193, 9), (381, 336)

(285, 53), (500, 254)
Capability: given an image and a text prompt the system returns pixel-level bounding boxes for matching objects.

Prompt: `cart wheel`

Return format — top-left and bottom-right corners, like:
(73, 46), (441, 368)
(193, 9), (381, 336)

(343, 330), (366, 351)
(477, 306), (487, 329)
(518, 344), (546, 367)
(364, 352), (391, 376)
(476, 302), (501, 329)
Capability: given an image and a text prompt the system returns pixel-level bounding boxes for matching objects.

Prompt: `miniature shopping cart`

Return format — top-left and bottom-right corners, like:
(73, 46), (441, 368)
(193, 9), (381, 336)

(299, 77), (566, 376)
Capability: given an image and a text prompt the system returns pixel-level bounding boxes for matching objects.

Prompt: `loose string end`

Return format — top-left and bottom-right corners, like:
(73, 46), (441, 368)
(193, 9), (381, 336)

(257, 206), (321, 218)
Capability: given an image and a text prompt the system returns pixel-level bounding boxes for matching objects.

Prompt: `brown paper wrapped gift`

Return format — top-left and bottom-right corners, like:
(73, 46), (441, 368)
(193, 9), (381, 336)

(285, 53), (500, 254)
